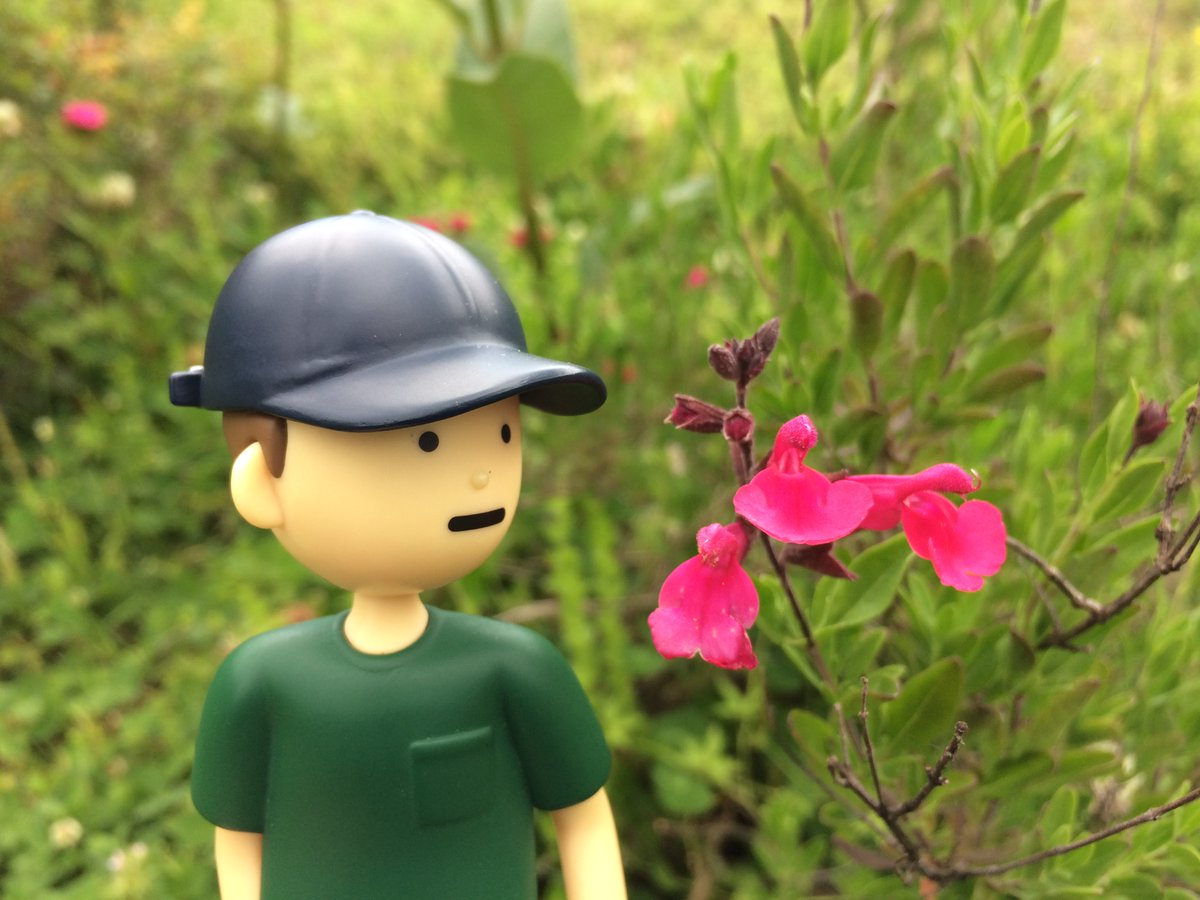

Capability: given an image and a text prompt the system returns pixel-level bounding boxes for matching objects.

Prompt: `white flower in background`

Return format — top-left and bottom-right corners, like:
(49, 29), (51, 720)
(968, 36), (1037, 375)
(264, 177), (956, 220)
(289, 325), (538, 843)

(90, 171), (137, 210)
(106, 848), (126, 872)
(49, 817), (83, 848)
(32, 416), (55, 443)
(0, 99), (21, 138)
(243, 182), (275, 206)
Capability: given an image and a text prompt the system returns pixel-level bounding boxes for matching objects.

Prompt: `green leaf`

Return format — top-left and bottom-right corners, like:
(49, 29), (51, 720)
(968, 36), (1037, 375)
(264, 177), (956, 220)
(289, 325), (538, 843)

(949, 235), (995, 317)
(992, 233), (1046, 314)
(1042, 785), (1079, 839)
(1091, 458), (1165, 522)
(967, 362), (1046, 402)
(875, 166), (955, 253)
(787, 709), (836, 769)
(978, 751), (1053, 800)
(770, 15), (810, 129)
(1013, 190), (1084, 254)
(913, 259), (948, 348)
(1020, 0), (1067, 85)
(772, 163), (844, 278)
(811, 347), (843, 416)
(650, 761), (716, 816)
(815, 533), (911, 632)
(519, 0), (580, 84)
(803, 0), (854, 88)
(850, 289), (883, 361)
(879, 249), (917, 333)
(1078, 422), (1113, 499)
(1104, 384), (1141, 472)
(967, 322), (1053, 385)
(990, 144), (1041, 225)
(830, 101), (898, 192)
(447, 53), (583, 179)
(996, 99), (1031, 167)
(882, 657), (964, 754)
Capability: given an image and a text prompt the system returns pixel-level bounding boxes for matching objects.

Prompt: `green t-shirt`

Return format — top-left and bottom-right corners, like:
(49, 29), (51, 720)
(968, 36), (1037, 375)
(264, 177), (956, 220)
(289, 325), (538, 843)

(192, 605), (611, 899)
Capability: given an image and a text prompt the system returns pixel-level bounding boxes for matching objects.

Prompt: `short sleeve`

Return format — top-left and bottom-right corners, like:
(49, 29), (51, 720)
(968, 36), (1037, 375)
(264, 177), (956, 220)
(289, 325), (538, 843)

(191, 641), (272, 832)
(500, 628), (611, 811)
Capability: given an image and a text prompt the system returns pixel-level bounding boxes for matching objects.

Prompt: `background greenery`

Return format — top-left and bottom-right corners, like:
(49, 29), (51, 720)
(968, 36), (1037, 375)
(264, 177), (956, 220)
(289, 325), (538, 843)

(1, 0), (1199, 897)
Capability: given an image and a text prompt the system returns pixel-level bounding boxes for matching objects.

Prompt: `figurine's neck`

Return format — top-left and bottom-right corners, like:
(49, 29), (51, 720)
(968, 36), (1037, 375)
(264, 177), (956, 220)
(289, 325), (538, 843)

(343, 591), (429, 654)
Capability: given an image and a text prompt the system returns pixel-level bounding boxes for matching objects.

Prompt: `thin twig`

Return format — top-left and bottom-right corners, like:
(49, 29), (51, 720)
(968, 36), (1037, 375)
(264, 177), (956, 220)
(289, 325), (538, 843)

(943, 785), (1200, 879)
(1036, 383), (1200, 649)
(894, 722), (969, 816)
(1006, 536), (1103, 615)
(859, 678), (886, 809)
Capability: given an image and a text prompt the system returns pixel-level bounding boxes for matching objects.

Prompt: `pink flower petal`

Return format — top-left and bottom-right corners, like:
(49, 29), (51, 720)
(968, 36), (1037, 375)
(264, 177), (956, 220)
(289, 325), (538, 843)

(901, 492), (1006, 592)
(648, 606), (701, 659)
(847, 464), (977, 530)
(648, 523), (760, 670)
(734, 465), (873, 545)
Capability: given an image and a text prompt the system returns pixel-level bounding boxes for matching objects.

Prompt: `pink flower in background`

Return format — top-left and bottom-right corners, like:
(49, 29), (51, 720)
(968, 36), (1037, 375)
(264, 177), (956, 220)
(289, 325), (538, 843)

(733, 416), (873, 545)
(447, 212), (472, 234)
(846, 464), (1006, 591)
(649, 522), (759, 669)
(61, 100), (107, 131)
(684, 265), (711, 289)
(411, 216), (442, 233)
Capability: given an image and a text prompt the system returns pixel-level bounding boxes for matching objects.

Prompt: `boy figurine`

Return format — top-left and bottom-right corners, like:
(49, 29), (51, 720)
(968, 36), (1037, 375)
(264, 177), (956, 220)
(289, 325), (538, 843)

(168, 212), (625, 900)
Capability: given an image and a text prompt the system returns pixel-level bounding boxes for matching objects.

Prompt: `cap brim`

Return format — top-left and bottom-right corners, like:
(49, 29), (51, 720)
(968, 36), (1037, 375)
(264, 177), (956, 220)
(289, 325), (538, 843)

(251, 342), (606, 430)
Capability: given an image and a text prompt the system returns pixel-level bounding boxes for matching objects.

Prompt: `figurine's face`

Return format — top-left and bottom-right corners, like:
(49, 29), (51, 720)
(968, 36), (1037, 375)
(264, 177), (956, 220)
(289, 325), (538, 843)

(268, 397), (522, 595)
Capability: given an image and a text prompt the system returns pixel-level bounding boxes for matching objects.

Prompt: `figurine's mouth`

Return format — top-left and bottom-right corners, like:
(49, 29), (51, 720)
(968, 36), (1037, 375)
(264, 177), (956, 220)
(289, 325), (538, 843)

(448, 508), (506, 532)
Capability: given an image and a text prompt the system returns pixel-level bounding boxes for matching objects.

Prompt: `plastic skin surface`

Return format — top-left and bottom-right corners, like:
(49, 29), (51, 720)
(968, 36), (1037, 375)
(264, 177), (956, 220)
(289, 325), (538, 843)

(208, 398), (625, 898)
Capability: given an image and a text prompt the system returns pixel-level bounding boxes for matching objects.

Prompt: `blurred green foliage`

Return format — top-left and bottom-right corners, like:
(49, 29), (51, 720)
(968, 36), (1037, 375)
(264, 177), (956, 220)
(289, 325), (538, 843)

(1, 0), (1199, 897)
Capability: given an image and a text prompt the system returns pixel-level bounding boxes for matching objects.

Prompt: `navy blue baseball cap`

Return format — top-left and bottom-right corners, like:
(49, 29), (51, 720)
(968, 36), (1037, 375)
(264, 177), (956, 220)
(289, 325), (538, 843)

(168, 212), (605, 429)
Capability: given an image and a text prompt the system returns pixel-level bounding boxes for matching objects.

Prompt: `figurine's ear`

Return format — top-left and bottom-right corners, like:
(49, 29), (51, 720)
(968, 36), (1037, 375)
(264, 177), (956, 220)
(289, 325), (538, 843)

(230, 442), (285, 529)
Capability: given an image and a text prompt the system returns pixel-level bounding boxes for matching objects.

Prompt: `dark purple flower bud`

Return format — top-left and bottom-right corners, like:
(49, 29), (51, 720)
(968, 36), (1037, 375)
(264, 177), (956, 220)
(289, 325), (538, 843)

(708, 343), (741, 382)
(781, 543), (858, 581)
(722, 409), (755, 443)
(753, 318), (781, 360)
(1130, 396), (1170, 456)
(666, 394), (727, 433)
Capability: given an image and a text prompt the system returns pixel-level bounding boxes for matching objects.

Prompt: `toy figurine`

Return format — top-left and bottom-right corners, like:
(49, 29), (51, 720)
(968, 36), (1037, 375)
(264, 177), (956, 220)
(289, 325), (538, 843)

(169, 212), (625, 900)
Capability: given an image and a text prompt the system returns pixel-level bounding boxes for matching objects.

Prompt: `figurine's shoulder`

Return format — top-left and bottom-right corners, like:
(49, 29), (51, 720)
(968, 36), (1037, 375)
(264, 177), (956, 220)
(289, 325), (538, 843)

(431, 606), (561, 657)
(429, 607), (582, 690)
(212, 616), (338, 679)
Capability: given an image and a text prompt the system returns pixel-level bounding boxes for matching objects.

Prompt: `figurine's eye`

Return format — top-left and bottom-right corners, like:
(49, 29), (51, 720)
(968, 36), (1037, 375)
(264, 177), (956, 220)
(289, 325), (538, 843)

(418, 431), (440, 452)
(501, 423), (512, 444)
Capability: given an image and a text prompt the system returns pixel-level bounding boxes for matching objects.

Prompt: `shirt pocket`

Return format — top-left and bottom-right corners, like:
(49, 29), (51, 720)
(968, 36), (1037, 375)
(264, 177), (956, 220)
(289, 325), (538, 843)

(410, 725), (496, 826)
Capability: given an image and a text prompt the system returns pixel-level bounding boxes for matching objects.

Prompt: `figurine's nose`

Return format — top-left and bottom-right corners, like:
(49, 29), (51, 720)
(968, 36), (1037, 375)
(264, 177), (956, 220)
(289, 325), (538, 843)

(471, 470), (491, 489)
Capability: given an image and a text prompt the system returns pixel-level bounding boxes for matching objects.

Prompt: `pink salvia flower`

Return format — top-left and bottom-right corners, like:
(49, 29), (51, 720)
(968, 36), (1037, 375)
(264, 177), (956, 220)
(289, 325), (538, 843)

(61, 100), (107, 131)
(846, 464), (1006, 591)
(649, 522), (759, 669)
(847, 464), (977, 530)
(901, 493), (1006, 592)
(733, 416), (873, 545)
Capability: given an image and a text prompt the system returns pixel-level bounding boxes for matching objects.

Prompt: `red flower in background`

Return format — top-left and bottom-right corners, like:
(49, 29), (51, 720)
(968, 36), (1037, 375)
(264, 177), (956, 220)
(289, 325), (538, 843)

(447, 212), (472, 234)
(61, 100), (107, 131)
(846, 464), (1006, 591)
(684, 265), (711, 289)
(733, 416), (873, 545)
(649, 522), (759, 669)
